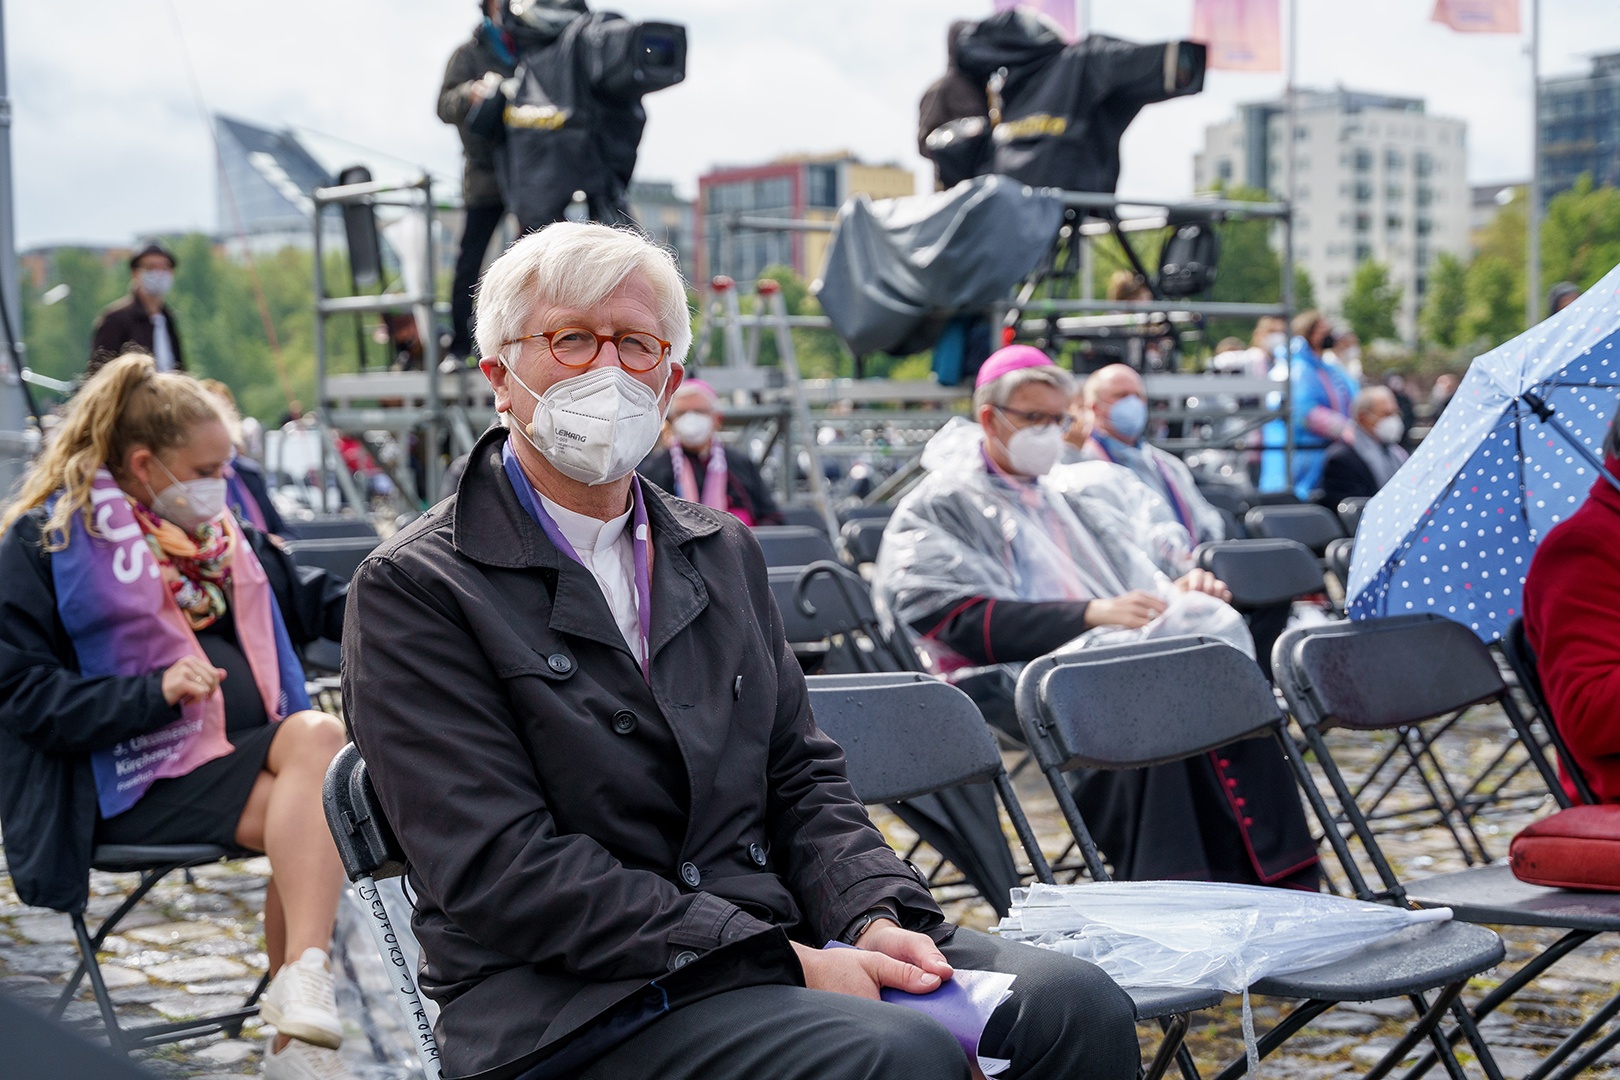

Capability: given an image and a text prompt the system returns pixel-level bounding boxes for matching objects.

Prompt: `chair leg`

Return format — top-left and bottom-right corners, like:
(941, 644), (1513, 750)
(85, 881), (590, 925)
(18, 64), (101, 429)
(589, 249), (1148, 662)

(1209, 999), (1335, 1080)
(1544, 1018), (1620, 1080)
(52, 868), (170, 1018)
(72, 913), (128, 1056)
(222, 971), (273, 1039)
(1523, 988), (1620, 1080)
(1357, 983), (1467, 1080)
(1144, 1013), (1191, 1080)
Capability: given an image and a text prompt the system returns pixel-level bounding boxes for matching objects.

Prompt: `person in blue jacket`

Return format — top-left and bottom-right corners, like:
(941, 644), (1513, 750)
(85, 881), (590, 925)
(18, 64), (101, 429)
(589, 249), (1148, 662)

(1260, 310), (1357, 500)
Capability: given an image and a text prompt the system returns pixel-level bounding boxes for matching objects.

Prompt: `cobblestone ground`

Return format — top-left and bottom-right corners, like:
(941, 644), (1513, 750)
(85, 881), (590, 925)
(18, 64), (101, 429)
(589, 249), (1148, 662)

(2, 700), (1616, 1078)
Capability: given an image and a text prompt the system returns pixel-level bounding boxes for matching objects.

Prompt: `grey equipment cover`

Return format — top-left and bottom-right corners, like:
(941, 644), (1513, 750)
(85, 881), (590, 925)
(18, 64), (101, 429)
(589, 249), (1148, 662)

(814, 175), (1065, 357)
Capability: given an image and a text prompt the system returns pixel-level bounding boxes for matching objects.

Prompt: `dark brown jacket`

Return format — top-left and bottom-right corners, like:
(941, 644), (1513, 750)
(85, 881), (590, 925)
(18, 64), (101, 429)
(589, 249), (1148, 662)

(87, 293), (184, 377)
(343, 427), (943, 1079)
(438, 26), (518, 209)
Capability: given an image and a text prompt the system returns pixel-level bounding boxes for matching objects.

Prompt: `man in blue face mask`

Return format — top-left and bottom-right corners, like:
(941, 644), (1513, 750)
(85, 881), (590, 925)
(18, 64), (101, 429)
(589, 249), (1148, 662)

(1077, 363), (1226, 545)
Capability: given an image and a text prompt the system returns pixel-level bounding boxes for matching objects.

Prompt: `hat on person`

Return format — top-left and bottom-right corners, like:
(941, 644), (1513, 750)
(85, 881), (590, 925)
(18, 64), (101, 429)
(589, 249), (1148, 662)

(975, 345), (1054, 389)
(128, 240), (177, 270)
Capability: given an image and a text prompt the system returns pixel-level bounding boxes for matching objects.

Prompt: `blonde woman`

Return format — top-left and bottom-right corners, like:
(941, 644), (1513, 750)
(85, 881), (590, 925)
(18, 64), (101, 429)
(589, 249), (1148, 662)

(0, 355), (352, 1080)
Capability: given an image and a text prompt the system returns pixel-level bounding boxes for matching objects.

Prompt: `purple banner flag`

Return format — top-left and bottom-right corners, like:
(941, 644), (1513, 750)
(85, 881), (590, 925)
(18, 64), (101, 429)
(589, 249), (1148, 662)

(993, 0), (1078, 41)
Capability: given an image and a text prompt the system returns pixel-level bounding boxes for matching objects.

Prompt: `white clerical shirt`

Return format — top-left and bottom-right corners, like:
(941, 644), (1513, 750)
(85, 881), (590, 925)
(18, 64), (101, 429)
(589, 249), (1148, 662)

(537, 491), (644, 666)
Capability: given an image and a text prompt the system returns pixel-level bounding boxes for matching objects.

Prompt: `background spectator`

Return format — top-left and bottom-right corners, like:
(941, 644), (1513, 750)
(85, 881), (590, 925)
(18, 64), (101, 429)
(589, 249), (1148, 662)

(1318, 386), (1408, 510)
(88, 241), (184, 377)
(439, 0), (519, 361)
(639, 379), (784, 525)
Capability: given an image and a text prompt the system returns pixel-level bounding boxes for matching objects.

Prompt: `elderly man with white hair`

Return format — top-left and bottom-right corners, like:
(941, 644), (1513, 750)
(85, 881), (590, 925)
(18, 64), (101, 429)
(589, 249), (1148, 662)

(342, 225), (1139, 1080)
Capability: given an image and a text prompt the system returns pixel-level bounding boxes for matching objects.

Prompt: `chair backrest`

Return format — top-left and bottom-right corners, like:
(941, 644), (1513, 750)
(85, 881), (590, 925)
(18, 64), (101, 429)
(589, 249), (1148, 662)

(1336, 496), (1368, 537)
(1195, 538), (1325, 608)
(1015, 637), (1284, 773)
(1324, 537), (1354, 588)
(1194, 482), (1251, 519)
(1244, 503), (1344, 554)
(1273, 614), (1504, 733)
(1500, 616), (1597, 806)
(285, 536), (379, 584)
(289, 515), (380, 541)
(808, 673), (1006, 802)
(840, 518), (888, 567)
(752, 526), (840, 568)
(777, 505), (830, 533)
(322, 744), (407, 882)
(838, 504), (895, 524)
(808, 672), (1051, 882)
(770, 565), (865, 643)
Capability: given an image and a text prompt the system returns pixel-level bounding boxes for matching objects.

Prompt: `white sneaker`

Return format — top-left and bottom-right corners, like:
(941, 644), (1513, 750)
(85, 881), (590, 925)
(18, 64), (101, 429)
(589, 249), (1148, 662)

(263, 1036), (355, 1080)
(260, 947), (344, 1050)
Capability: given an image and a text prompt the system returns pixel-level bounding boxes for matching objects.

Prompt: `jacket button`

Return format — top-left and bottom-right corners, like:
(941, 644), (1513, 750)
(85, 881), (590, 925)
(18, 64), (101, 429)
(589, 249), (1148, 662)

(612, 710), (638, 735)
(669, 950), (698, 971)
(547, 653), (572, 674)
(679, 861), (701, 888)
(748, 843), (767, 867)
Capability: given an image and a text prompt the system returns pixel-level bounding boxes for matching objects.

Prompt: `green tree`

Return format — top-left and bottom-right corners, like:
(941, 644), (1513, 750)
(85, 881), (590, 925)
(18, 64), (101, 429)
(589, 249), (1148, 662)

(1204, 185), (1315, 344)
(1458, 255), (1522, 347)
(1342, 260), (1401, 344)
(1418, 252), (1467, 349)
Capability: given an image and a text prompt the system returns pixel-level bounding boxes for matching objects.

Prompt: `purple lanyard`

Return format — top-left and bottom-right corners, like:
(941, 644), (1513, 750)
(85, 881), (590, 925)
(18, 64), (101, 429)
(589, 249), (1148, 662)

(502, 442), (653, 681)
(1093, 436), (1197, 535)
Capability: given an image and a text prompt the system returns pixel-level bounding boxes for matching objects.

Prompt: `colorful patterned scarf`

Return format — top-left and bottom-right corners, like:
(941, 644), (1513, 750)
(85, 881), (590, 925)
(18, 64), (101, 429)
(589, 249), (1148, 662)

(52, 469), (311, 818)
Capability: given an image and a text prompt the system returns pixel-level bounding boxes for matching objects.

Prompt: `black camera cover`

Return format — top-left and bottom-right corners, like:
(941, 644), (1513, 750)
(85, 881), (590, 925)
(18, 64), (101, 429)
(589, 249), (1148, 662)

(496, 10), (686, 230)
(955, 12), (1205, 194)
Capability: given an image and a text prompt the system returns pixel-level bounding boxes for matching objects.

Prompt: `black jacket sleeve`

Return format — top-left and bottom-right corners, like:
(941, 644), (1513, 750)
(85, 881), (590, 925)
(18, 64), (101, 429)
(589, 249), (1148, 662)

(1319, 444), (1376, 507)
(248, 527), (347, 645)
(438, 39), (485, 127)
(0, 514), (179, 755)
(911, 596), (1092, 666)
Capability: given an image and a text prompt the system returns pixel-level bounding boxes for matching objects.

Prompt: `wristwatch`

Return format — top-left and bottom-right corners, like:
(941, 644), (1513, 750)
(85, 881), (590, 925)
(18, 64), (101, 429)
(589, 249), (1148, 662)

(840, 904), (900, 945)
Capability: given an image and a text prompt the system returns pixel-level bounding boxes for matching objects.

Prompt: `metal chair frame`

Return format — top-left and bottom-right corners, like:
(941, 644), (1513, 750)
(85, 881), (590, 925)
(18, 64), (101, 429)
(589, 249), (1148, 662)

(322, 745), (443, 1080)
(1017, 636), (1508, 1080)
(51, 845), (268, 1056)
(1274, 614), (1620, 1080)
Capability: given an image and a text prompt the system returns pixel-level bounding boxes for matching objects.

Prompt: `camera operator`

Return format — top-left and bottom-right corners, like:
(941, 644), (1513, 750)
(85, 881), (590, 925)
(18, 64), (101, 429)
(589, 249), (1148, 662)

(439, 1), (520, 361)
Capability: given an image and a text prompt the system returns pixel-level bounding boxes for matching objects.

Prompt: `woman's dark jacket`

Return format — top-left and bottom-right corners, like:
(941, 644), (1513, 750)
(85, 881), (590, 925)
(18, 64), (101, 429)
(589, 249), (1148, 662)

(637, 443), (785, 526)
(0, 510), (346, 913)
(343, 427), (943, 1080)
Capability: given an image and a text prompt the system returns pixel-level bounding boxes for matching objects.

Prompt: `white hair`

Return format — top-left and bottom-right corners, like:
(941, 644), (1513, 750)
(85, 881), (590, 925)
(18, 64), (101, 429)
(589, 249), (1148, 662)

(473, 221), (692, 367)
(973, 365), (1074, 412)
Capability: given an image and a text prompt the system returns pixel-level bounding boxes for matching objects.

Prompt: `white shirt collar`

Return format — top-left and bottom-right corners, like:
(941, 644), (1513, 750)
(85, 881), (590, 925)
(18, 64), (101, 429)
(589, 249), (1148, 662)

(537, 492), (631, 555)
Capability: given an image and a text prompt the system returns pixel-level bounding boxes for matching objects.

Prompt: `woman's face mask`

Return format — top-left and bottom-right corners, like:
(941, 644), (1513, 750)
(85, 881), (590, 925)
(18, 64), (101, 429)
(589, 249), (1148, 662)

(505, 360), (672, 486)
(147, 457), (227, 532)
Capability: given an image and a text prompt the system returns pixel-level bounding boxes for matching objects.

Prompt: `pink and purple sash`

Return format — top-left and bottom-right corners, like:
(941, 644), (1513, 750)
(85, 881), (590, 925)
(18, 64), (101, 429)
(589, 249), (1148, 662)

(669, 441), (755, 527)
(52, 470), (310, 818)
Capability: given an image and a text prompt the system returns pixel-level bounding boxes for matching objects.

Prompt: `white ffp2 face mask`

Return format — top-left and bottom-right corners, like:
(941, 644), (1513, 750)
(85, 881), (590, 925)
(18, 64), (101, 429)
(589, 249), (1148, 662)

(505, 362), (671, 485)
(671, 411), (715, 449)
(148, 459), (228, 533)
(1005, 423), (1065, 477)
(1373, 414), (1405, 446)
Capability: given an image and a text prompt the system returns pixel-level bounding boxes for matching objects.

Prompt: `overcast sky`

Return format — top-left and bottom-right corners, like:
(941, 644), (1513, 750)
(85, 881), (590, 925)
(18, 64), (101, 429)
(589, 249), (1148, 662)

(10, 0), (1620, 250)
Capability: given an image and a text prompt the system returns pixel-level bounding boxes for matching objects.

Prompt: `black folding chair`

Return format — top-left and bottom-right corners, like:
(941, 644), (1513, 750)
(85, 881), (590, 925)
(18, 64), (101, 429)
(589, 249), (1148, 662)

(286, 515), (379, 542)
(1195, 539), (1325, 610)
(1244, 503), (1345, 555)
(837, 504), (895, 525)
(1016, 637), (1507, 1080)
(1498, 616), (1594, 806)
(807, 672), (1219, 1080)
(1337, 496), (1369, 537)
(777, 505), (831, 534)
(1277, 613), (1562, 865)
(774, 565), (1023, 915)
(284, 536), (379, 585)
(839, 518), (888, 570)
(1274, 614), (1620, 1080)
(1324, 537), (1354, 615)
(48, 845), (267, 1056)
(752, 526), (841, 568)
(322, 744), (443, 1080)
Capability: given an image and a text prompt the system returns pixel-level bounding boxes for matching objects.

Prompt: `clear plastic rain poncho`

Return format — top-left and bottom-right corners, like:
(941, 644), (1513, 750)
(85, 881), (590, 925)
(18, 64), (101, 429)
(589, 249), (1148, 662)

(1047, 456), (1196, 578)
(996, 881), (1453, 1077)
(873, 419), (1250, 673)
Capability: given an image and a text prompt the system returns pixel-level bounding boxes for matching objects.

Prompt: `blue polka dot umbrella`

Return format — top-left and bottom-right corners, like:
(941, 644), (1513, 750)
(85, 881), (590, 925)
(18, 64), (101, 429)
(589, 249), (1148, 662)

(1348, 265), (1620, 641)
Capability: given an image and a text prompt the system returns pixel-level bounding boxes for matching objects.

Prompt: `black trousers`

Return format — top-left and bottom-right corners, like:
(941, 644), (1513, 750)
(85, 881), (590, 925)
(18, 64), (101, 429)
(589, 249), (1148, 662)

(450, 202), (506, 358)
(576, 928), (1140, 1080)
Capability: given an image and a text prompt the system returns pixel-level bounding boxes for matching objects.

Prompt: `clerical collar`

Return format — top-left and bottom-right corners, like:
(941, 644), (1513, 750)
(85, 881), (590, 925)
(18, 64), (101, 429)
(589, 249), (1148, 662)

(538, 491), (631, 556)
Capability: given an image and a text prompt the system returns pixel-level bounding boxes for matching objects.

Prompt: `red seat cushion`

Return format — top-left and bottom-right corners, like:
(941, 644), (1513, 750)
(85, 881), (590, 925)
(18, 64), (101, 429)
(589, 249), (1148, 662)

(1509, 806), (1620, 892)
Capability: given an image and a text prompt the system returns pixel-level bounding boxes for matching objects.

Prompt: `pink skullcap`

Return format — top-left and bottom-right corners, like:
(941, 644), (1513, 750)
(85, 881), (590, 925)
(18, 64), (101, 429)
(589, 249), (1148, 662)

(676, 378), (719, 403)
(975, 345), (1054, 389)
